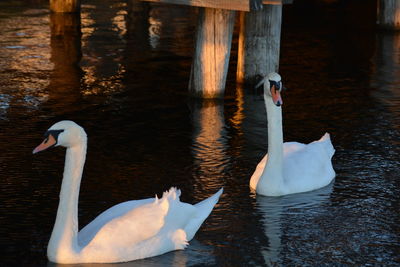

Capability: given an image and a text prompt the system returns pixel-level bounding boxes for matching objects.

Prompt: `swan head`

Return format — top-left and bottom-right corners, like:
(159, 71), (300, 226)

(33, 120), (87, 154)
(265, 72), (283, 107)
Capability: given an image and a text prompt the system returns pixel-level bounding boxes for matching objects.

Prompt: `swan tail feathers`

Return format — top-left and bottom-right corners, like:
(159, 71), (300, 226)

(184, 188), (223, 241)
(320, 132), (330, 141)
(319, 132), (335, 158)
(154, 187), (183, 215)
(162, 187), (181, 201)
(194, 188), (223, 209)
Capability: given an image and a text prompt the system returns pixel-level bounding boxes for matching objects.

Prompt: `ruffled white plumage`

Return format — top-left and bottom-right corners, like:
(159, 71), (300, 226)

(76, 187), (223, 263)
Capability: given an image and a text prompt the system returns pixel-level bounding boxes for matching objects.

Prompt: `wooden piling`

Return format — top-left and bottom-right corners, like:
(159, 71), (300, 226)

(237, 4), (282, 86)
(189, 8), (236, 98)
(50, 0), (81, 13)
(378, 0), (400, 30)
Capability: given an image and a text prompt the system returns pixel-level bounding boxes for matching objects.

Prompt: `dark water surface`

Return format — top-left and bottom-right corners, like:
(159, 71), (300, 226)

(1, 0), (399, 266)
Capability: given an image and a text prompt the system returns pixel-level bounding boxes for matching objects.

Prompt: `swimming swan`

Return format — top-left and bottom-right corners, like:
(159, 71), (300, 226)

(33, 120), (223, 264)
(250, 73), (335, 196)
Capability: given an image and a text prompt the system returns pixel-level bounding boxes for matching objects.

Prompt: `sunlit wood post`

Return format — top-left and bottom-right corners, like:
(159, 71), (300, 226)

(189, 8), (236, 98)
(139, 0), (292, 97)
(50, 0), (81, 13)
(377, 0), (400, 30)
(237, 4), (282, 86)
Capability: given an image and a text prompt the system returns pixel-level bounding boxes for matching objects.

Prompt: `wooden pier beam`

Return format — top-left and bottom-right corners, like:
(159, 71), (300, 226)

(189, 8), (236, 98)
(378, 0), (400, 30)
(237, 4), (282, 86)
(50, 0), (81, 13)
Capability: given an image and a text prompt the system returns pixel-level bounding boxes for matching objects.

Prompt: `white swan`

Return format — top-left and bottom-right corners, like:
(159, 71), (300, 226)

(250, 72), (335, 196)
(33, 120), (223, 264)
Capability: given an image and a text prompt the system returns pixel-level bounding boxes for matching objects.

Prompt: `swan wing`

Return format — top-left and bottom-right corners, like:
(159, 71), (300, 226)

(78, 198), (154, 247)
(77, 188), (208, 262)
(283, 133), (335, 192)
(83, 194), (170, 250)
(283, 141), (306, 155)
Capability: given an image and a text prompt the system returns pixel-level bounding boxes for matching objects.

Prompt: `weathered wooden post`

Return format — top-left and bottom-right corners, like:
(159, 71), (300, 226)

(377, 0), (400, 30)
(237, 4), (282, 86)
(189, 8), (236, 98)
(50, 0), (81, 13)
(140, 0), (291, 97)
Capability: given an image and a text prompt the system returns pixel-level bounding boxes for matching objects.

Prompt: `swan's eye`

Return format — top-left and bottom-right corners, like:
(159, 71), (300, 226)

(43, 131), (50, 141)
(275, 82), (282, 91)
(269, 80), (281, 92)
(44, 137), (49, 144)
(278, 82), (282, 91)
(44, 129), (65, 144)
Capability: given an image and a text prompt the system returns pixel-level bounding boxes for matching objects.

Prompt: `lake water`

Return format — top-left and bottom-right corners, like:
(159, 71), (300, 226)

(0, 0), (399, 266)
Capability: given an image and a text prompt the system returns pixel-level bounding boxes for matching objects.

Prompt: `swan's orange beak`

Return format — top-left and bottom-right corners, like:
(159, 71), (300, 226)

(33, 134), (57, 154)
(271, 85), (283, 106)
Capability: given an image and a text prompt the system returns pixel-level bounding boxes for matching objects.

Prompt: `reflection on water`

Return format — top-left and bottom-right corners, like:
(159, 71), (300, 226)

(191, 100), (228, 173)
(0, 5), (51, 118)
(48, 12), (82, 109)
(112, 8), (127, 37)
(255, 183), (333, 266)
(148, 10), (162, 49)
(79, 2), (126, 98)
(46, 240), (214, 267)
(1, 0), (400, 266)
(371, 32), (400, 117)
(190, 99), (228, 201)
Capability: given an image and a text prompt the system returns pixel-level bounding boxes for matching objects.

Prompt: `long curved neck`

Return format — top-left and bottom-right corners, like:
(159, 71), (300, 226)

(257, 95), (284, 196)
(47, 140), (87, 261)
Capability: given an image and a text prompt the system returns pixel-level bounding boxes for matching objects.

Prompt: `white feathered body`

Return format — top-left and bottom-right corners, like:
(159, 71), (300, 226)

(250, 133), (335, 196)
(51, 187), (222, 264)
